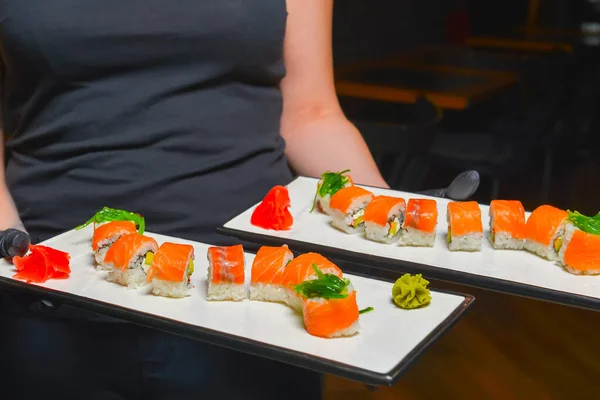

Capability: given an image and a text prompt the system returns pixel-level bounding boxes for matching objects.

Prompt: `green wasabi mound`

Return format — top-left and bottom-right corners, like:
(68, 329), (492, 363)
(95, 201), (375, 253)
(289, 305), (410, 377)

(392, 273), (432, 309)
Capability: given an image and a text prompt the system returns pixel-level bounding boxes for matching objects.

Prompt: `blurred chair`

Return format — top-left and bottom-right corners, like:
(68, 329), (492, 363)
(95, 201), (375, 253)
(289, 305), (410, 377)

(427, 77), (570, 202)
(341, 96), (442, 192)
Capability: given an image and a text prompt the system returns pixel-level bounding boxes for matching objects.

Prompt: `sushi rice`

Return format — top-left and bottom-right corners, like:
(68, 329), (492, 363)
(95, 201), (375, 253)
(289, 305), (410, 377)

(150, 256), (195, 298)
(399, 227), (436, 247)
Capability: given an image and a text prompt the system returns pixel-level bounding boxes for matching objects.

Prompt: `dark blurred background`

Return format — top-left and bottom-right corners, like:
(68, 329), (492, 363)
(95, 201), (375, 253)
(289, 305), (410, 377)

(326, 1), (600, 399)
(331, 0), (600, 215)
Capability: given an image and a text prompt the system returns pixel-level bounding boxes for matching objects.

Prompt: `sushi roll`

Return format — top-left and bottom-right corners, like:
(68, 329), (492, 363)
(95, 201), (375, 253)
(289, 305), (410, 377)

(301, 288), (360, 339)
(282, 252), (343, 311)
(558, 223), (600, 275)
(446, 201), (483, 252)
(523, 205), (568, 261)
(206, 244), (246, 301)
(311, 169), (353, 215)
(293, 264), (359, 338)
(91, 220), (137, 268)
(249, 245), (294, 303)
(399, 198), (438, 247)
(329, 186), (374, 234)
(146, 242), (195, 298)
(104, 233), (158, 288)
(363, 195), (406, 244)
(488, 200), (526, 250)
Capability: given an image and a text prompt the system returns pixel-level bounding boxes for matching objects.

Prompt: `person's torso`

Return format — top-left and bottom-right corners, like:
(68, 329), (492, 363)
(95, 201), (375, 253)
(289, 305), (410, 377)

(0, 0), (293, 244)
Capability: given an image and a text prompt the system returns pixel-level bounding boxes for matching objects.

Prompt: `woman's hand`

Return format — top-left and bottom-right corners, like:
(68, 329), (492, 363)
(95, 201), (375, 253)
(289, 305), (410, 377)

(280, 0), (389, 189)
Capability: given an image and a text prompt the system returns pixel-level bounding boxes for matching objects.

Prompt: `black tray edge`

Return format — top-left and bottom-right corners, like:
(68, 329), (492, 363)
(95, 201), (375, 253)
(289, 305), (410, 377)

(0, 274), (474, 387)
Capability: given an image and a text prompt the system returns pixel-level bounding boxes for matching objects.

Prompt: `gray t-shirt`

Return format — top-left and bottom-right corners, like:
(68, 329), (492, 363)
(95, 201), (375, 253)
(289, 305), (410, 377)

(1, 1), (294, 244)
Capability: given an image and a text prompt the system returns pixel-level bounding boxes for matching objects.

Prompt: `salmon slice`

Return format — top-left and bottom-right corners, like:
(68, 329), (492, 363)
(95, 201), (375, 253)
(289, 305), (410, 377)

(447, 201), (483, 236)
(207, 244), (245, 285)
(249, 245), (294, 302)
(560, 224), (600, 274)
(490, 200), (526, 236)
(523, 205), (568, 246)
(147, 242), (195, 283)
(302, 290), (360, 338)
(489, 200), (526, 250)
(404, 199), (438, 233)
(92, 221), (137, 252)
(251, 245), (294, 285)
(363, 195), (406, 226)
(103, 233), (158, 271)
(329, 186), (374, 214)
(92, 221), (138, 268)
(206, 244), (246, 301)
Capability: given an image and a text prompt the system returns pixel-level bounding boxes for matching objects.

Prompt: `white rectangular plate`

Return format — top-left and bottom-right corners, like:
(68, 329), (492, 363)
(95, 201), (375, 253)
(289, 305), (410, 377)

(221, 176), (600, 311)
(0, 226), (472, 386)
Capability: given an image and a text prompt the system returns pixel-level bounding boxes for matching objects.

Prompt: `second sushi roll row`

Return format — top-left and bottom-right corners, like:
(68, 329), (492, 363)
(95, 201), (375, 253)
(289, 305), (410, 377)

(313, 170), (600, 275)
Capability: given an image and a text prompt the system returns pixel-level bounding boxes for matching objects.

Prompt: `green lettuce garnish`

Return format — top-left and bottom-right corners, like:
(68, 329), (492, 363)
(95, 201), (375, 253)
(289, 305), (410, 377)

(293, 264), (351, 300)
(75, 206), (146, 234)
(310, 169), (351, 212)
(567, 210), (600, 236)
(359, 306), (374, 314)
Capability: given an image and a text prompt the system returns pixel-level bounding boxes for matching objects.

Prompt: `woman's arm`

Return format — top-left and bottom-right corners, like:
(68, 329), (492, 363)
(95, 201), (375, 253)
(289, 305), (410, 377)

(280, 0), (389, 188)
(0, 131), (23, 231)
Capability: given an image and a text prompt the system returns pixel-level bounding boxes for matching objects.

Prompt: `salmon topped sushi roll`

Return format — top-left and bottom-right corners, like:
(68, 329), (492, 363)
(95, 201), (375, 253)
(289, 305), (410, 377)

(146, 242), (195, 298)
(523, 205), (568, 261)
(92, 220), (137, 268)
(301, 289), (360, 339)
(558, 224), (600, 275)
(206, 244), (246, 301)
(446, 201), (483, 251)
(557, 211), (600, 275)
(363, 196), (406, 244)
(293, 264), (359, 338)
(282, 252), (343, 311)
(329, 186), (374, 234)
(311, 169), (354, 215)
(104, 233), (158, 288)
(399, 199), (438, 247)
(488, 200), (526, 250)
(249, 245), (294, 303)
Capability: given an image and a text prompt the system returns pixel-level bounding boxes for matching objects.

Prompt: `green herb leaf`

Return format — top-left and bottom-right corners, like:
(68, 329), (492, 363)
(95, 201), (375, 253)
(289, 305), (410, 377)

(293, 264), (351, 300)
(310, 169), (351, 213)
(75, 206), (146, 234)
(567, 210), (600, 236)
(312, 263), (325, 280)
(359, 307), (374, 314)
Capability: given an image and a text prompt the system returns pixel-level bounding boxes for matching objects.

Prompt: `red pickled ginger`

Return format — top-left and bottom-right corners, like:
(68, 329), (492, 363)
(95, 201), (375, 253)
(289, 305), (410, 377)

(12, 245), (71, 283)
(250, 186), (293, 230)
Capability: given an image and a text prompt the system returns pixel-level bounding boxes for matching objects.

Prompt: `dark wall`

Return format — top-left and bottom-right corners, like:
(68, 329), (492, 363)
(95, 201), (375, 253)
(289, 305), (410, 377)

(332, 0), (453, 66)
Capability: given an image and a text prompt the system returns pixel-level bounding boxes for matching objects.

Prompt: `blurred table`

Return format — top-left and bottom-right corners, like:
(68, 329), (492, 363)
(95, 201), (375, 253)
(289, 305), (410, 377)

(335, 55), (518, 110)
